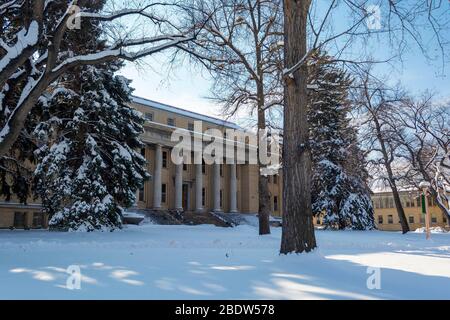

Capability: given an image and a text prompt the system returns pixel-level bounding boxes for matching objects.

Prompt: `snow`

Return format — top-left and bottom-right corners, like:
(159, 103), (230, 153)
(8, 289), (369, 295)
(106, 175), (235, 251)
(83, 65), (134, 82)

(414, 226), (448, 234)
(0, 21), (39, 73)
(1, 224), (449, 299)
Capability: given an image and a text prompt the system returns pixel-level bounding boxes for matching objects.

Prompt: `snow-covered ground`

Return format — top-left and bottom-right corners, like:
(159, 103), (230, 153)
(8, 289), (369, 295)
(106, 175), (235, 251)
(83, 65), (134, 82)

(1, 223), (449, 299)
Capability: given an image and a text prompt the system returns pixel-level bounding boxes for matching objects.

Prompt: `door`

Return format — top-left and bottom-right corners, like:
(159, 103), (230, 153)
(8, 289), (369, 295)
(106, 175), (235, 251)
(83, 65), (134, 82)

(182, 184), (189, 210)
(13, 212), (25, 229)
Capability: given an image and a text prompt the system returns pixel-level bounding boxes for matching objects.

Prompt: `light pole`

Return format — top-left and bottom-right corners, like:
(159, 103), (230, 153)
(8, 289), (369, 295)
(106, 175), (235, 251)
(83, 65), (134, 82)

(419, 181), (431, 240)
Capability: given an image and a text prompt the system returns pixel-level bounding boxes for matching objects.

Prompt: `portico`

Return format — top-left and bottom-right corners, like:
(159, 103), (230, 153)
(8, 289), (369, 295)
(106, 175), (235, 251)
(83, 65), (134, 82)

(149, 143), (239, 213)
(131, 96), (283, 216)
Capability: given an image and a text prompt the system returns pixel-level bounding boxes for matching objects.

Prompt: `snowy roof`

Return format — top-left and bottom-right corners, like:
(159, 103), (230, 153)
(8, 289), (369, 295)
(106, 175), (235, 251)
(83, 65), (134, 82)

(131, 96), (241, 130)
(371, 187), (420, 194)
(371, 185), (450, 194)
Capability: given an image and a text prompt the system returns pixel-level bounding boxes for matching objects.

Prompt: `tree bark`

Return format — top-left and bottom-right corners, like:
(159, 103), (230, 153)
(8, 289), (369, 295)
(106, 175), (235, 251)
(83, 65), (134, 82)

(374, 119), (410, 233)
(258, 106), (271, 235)
(280, 0), (317, 253)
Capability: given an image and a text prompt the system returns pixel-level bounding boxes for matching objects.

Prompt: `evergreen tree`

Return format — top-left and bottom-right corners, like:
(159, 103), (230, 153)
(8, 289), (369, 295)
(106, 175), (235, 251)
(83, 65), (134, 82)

(0, 0), (107, 205)
(31, 0), (149, 231)
(308, 53), (375, 230)
(33, 64), (149, 231)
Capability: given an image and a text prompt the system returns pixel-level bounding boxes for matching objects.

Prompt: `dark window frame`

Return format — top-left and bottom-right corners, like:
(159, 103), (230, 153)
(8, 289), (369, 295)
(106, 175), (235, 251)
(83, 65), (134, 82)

(145, 112), (154, 121)
(388, 215), (394, 224)
(378, 215), (383, 224)
(202, 188), (206, 206)
(167, 117), (176, 127)
(162, 151), (168, 168)
(161, 183), (167, 203)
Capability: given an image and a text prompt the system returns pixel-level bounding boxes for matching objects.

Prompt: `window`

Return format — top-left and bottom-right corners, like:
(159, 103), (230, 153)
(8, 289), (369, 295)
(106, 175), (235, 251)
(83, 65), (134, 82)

(32, 213), (43, 228)
(202, 159), (206, 174)
(420, 215), (425, 223)
(388, 215), (393, 224)
(405, 197), (411, 208)
(220, 164), (223, 177)
(408, 215), (415, 224)
(378, 215), (383, 224)
(273, 175), (278, 184)
(183, 163), (187, 171)
(13, 212), (25, 228)
(219, 190), (223, 208)
(431, 215), (437, 223)
(167, 118), (175, 126)
(188, 122), (194, 131)
(145, 112), (153, 121)
(162, 151), (167, 168)
(268, 176), (271, 183)
(316, 217), (321, 225)
(161, 184), (167, 203)
(444, 216), (447, 224)
(202, 188), (206, 206)
(139, 187), (144, 202)
(273, 196), (278, 211)
(389, 198), (394, 208)
(416, 196), (421, 207)
(141, 148), (146, 157)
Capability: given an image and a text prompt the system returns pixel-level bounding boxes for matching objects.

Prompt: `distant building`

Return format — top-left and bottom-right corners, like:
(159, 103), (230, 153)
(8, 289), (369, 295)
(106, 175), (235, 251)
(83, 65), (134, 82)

(371, 190), (449, 231)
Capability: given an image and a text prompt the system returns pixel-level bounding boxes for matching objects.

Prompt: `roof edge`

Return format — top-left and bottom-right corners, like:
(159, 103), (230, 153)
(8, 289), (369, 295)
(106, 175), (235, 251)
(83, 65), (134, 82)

(131, 96), (241, 130)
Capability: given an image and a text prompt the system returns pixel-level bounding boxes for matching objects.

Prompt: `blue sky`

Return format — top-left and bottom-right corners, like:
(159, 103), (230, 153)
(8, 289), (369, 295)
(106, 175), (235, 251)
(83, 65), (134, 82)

(118, 2), (449, 126)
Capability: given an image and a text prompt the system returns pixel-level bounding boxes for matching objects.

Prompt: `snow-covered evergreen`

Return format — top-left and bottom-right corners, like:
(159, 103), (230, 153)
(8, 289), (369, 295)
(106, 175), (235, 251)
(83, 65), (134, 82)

(33, 64), (149, 231)
(309, 53), (375, 230)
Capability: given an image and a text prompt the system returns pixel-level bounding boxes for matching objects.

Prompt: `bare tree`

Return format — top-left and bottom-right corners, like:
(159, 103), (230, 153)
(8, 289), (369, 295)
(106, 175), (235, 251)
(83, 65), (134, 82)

(177, 0), (284, 235)
(280, 0), (448, 252)
(0, 0), (202, 158)
(388, 95), (450, 221)
(353, 74), (410, 233)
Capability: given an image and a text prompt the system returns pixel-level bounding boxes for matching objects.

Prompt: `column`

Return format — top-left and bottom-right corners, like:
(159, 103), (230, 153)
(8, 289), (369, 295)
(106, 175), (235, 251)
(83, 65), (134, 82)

(229, 163), (238, 213)
(174, 162), (183, 210)
(153, 144), (162, 209)
(195, 160), (203, 213)
(213, 163), (221, 212)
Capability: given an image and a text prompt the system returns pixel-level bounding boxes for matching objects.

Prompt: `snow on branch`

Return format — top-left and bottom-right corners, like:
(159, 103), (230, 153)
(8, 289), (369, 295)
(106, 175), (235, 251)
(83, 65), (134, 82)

(52, 34), (194, 75)
(0, 0), (22, 15)
(0, 1), (202, 158)
(0, 21), (40, 73)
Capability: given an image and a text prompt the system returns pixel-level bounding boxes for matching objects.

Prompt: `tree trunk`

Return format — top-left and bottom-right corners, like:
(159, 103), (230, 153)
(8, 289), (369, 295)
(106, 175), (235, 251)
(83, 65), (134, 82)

(280, 0), (316, 253)
(257, 87), (271, 235)
(390, 182), (410, 233)
(0, 75), (51, 158)
(374, 119), (409, 233)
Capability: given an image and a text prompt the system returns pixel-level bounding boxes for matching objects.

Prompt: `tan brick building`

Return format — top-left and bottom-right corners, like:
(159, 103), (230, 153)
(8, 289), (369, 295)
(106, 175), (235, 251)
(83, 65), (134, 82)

(1, 96), (447, 232)
(131, 96), (283, 215)
(371, 190), (449, 231)
(0, 96), (283, 229)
